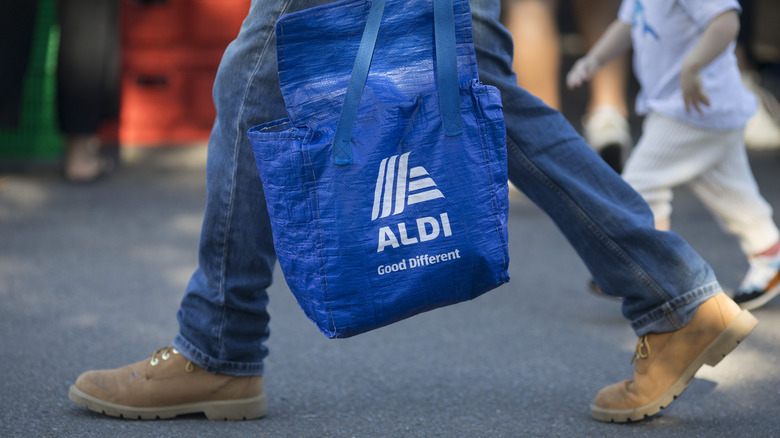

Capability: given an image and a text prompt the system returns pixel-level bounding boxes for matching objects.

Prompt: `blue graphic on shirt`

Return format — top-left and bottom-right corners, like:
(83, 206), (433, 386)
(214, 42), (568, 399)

(633, 0), (660, 40)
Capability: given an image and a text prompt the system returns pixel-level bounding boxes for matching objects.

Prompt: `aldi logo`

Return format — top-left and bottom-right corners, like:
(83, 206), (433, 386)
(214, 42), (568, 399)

(371, 152), (444, 220)
(371, 152), (453, 253)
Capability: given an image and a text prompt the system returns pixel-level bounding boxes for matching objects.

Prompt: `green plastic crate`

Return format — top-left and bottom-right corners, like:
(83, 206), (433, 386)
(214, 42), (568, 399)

(0, 0), (63, 162)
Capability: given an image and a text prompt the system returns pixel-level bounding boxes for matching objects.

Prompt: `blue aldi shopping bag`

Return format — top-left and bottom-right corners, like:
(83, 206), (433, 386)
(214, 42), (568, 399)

(248, 0), (509, 338)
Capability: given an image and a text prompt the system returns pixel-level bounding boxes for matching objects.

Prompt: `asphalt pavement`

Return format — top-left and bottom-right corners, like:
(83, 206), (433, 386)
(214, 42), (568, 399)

(1, 136), (780, 437)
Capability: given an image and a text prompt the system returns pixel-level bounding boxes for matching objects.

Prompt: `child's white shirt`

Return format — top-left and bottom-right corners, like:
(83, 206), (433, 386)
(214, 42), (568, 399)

(618, 0), (757, 130)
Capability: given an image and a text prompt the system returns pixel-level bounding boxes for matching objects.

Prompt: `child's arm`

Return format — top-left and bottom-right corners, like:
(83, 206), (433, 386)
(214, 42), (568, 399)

(681, 9), (740, 113)
(566, 20), (632, 89)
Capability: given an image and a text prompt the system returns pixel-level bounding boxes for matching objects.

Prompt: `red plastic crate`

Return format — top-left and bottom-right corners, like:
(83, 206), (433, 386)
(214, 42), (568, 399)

(119, 0), (250, 145)
(190, 0), (249, 47)
(121, 0), (188, 48)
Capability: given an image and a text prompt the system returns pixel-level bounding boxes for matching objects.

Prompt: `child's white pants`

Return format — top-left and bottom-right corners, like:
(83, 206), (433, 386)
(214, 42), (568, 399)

(623, 112), (779, 255)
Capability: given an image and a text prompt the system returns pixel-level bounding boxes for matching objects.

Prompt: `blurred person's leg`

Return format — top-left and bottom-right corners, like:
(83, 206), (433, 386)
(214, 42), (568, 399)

(686, 129), (780, 311)
(623, 113), (777, 243)
(623, 113), (780, 311)
(571, 0), (628, 118)
(692, 145), (780, 310)
(751, 0), (780, 64)
(500, 0), (561, 109)
(57, 0), (119, 182)
(739, 0), (780, 149)
(688, 131), (778, 258)
(571, 0), (631, 172)
(0, 1), (38, 129)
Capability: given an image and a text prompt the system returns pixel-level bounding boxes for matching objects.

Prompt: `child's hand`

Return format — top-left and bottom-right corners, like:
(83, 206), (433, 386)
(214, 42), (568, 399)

(680, 66), (710, 114)
(566, 56), (600, 89)
(678, 9), (739, 114)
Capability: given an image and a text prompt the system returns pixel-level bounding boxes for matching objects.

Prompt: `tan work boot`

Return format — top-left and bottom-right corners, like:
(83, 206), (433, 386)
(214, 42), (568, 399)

(591, 293), (757, 423)
(68, 347), (266, 420)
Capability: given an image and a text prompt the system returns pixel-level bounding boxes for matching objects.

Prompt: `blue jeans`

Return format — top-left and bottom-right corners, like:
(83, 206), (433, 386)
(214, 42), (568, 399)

(172, 0), (722, 376)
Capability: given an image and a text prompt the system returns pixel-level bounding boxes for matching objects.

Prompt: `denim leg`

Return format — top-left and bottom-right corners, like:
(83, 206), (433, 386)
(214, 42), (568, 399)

(468, 0), (722, 336)
(173, 0), (328, 376)
(175, 0), (724, 376)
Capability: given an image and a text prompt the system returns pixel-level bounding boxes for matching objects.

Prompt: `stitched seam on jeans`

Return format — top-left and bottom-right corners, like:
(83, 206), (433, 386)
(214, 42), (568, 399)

(631, 282), (721, 333)
(215, 0), (298, 355)
(506, 136), (669, 303)
(173, 334), (264, 376)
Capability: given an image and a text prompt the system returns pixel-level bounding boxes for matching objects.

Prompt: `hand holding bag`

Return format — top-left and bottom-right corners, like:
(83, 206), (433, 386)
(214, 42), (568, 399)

(248, 0), (510, 338)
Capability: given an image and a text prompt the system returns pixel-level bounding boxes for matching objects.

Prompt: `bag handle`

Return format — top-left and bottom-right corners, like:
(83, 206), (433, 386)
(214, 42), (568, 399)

(433, 0), (463, 137)
(333, 0), (463, 165)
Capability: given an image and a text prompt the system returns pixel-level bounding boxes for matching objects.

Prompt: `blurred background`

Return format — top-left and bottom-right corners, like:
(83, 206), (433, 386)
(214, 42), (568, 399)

(1, 1), (779, 436)
(2, 0), (778, 176)
(0, 0), (250, 176)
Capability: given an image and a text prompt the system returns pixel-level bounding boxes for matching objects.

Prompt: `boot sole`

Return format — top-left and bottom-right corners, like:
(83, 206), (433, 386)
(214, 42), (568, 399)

(68, 385), (267, 421)
(590, 309), (758, 423)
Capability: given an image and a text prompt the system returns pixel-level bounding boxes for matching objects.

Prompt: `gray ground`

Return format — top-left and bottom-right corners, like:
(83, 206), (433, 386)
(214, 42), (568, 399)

(1, 143), (779, 437)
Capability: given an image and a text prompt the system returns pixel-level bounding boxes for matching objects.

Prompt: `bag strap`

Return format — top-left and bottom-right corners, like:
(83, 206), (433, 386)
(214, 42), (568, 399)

(333, 0), (463, 165)
(433, 0), (463, 137)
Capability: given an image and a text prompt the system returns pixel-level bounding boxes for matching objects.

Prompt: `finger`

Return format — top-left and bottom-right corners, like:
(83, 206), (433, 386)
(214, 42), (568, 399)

(566, 70), (583, 89)
(566, 74), (579, 89)
(691, 99), (702, 114)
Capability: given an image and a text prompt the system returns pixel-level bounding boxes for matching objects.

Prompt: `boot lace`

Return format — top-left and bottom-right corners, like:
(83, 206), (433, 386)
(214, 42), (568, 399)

(149, 346), (194, 372)
(631, 335), (650, 364)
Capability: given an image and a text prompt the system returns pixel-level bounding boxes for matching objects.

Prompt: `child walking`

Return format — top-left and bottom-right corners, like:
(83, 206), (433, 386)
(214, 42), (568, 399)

(567, 0), (780, 310)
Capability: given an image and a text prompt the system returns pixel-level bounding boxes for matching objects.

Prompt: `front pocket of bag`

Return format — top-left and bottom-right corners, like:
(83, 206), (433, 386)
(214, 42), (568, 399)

(248, 119), (315, 226)
(248, 118), (308, 161)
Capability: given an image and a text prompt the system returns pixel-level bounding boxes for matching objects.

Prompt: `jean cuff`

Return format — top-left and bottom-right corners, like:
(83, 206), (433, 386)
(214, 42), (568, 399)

(172, 334), (265, 377)
(630, 281), (723, 336)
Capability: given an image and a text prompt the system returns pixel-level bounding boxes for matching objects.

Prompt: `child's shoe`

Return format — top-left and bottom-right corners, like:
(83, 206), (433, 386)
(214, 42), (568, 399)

(734, 247), (780, 310)
(583, 105), (632, 173)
